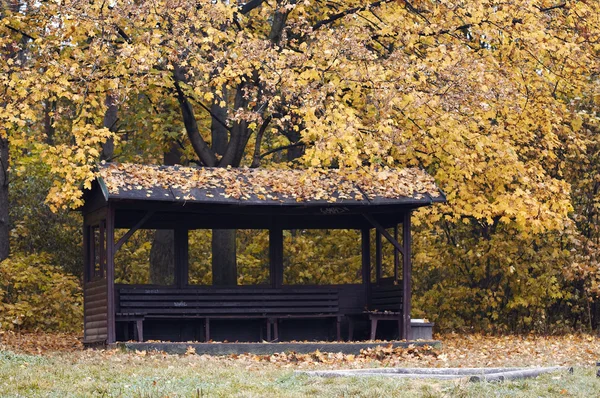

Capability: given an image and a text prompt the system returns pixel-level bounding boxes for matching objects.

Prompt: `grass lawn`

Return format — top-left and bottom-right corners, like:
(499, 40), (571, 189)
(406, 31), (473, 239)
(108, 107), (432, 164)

(1, 333), (600, 397)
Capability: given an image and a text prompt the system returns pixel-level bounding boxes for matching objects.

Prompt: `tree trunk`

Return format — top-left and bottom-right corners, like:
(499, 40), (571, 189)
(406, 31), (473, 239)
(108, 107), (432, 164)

(212, 229), (237, 285)
(210, 88), (239, 286)
(101, 94), (118, 161)
(149, 229), (174, 285)
(0, 137), (9, 261)
(149, 144), (181, 285)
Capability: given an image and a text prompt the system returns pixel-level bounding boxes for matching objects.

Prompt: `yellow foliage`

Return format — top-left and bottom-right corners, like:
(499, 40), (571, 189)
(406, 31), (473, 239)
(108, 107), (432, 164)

(0, 254), (82, 332)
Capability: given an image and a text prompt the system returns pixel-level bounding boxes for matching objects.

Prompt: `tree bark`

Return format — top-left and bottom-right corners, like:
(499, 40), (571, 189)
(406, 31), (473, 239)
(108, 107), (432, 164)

(0, 137), (9, 261)
(210, 88), (239, 285)
(212, 229), (237, 285)
(149, 229), (174, 285)
(149, 144), (181, 285)
(211, 95), (229, 157)
(101, 94), (118, 161)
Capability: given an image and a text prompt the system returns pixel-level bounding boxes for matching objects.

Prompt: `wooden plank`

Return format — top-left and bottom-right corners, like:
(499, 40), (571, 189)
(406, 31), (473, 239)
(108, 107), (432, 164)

(86, 278), (108, 288)
(118, 287), (337, 294)
(85, 281), (108, 292)
(371, 285), (403, 292)
(372, 291), (403, 299)
(85, 327), (108, 336)
(85, 320), (110, 329)
(120, 300), (338, 308)
(86, 298), (108, 308)
(119, 294), (337, 301)
(115, 307), (339, 315)
(371, 297), (403, 304)
(85, 290), (108, 302)
(85, 305), (108, 316)
(85, 313), (108, 322)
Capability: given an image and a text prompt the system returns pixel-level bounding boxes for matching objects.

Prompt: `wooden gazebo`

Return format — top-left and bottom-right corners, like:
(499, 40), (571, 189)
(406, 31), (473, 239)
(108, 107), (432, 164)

(81, 163), (445, 345)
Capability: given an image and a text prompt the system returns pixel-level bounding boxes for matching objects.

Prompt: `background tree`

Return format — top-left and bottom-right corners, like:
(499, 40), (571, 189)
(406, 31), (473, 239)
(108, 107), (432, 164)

(1, 0), (599, 331)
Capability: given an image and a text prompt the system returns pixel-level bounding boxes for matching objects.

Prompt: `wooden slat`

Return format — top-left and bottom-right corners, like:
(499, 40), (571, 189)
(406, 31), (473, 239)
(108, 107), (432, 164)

(85, 290), (108, 302)
(86, 279), (107, 288)
(120, 300), (337, 308)
(85, 299), (108, 309)
(85, 306), (108, 316)
(85, 327), (108, 337)
(371, 292), (402, 298)
(85, 320), (109, 329)
(85, 287), (107, 298)
(371, 285), (403, 293)
(119, 288), (335, 295)
(116, 307), (339, 315)
(85, 313), (108, 322)
(119, 294), (336, 302)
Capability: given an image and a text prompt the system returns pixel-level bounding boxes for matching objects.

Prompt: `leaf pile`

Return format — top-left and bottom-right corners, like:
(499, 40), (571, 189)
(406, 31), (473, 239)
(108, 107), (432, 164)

(99, 163), (442, 203)
(235, 344), (440, 368)
(2, 333), (599, 370)
(0, 331), (82, 355)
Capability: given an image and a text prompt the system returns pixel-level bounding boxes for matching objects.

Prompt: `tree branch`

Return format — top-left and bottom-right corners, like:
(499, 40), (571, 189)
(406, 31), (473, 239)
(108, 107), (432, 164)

(240, 0), (268, 14)
(250, 115), (272, 168)
(535, 3), (567, 12)
(259, 142), (305, 160)
(4, 25), (35, 41)
(313, 0), (395, 31)
(173, 77), (217, 167)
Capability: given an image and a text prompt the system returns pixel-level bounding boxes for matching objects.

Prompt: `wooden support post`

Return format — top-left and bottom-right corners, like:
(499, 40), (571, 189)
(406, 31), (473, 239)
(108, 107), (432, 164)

(174, 229), (189, 288)
(361, 228), (371, 320)
(106, 205), (116, 344)
(361, 228), (371, 285)
(375, 230), (382, 284)
(269, 227), (284, 288)
(402, 211), (412, 340)
(83, 225), (90, 283)
(394, 225), (399, 282)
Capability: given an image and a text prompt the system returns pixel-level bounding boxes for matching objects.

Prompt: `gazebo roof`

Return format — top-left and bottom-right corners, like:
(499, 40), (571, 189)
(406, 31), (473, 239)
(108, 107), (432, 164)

(96, 162), (445, 207)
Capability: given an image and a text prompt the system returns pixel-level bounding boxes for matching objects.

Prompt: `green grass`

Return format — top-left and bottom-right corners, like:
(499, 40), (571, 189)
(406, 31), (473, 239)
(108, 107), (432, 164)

(1, 349), (599, 397)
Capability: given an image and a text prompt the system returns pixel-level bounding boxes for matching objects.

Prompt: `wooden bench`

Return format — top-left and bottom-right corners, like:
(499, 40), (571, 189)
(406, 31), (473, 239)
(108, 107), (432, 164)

(348, 285), (403, 340)
(116, 287), (341, 342)
(263, 290), (341, 341)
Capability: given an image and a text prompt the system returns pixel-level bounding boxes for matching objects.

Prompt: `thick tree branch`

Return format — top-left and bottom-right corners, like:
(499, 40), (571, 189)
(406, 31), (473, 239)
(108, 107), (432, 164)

(250, 115), (272, 168)
(536, 3), (567, 12)
(218, 85), (247, 166)
(313, 0), (395, 31)
(114, 25), (132, 43)
(4, 25), (35, 41)
(259, 142), (305, 160)
(173, 78), (217, 166)
(268, 1), (291, 44)
(240, 0), (267, 14)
